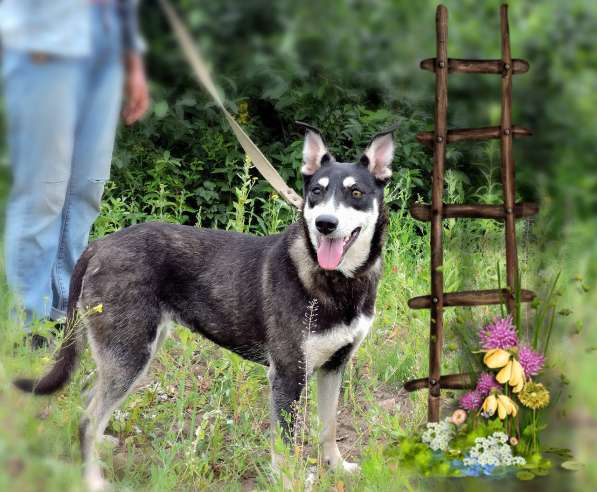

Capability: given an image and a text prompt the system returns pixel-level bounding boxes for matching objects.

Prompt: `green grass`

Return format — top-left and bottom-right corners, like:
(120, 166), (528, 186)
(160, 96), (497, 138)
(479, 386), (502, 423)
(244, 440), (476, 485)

(0, 173), (595, 491)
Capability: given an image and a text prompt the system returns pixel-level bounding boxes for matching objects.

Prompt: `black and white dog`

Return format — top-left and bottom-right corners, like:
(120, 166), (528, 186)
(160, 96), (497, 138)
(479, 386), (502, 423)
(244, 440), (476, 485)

(15, 124), (395, 490)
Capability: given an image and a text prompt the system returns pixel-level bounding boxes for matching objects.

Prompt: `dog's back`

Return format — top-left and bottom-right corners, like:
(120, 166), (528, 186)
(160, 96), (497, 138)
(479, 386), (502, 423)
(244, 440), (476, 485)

(82, 221), (288, 363)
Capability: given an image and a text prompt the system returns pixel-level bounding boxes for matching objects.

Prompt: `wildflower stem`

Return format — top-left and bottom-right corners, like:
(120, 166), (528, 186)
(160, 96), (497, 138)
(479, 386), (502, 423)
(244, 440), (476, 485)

(532, 409), (537, 454)
(497, 261), (505, 318)
(533, 272), (560, 350)
(514, 271), (522, 333)
(542, 300), (558, 357)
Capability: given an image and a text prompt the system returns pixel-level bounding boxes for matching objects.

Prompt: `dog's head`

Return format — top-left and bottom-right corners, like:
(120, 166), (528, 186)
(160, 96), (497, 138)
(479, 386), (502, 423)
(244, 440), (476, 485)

(298, 123), (395, 276)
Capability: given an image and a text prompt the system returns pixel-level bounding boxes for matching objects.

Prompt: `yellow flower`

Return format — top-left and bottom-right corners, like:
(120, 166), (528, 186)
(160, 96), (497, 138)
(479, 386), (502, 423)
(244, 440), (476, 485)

(238, 101), (249, 124)
(509, 359), (525, 393)
(482, 393), (518, 420)
(496, 358), (525, 393)
(496, 394), (518, 419)
(482, 394), (498, 416)
(518, 382), (550, 410)
(92, 303), (104, 314)
(496, 359), (512, 384)
(483, 348), (511, 368)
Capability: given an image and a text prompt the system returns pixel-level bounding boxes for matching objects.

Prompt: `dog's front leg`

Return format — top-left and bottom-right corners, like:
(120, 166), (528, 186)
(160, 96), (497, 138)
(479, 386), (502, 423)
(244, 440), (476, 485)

(268, 364), (304, 472)
(317, 367), (359, 472)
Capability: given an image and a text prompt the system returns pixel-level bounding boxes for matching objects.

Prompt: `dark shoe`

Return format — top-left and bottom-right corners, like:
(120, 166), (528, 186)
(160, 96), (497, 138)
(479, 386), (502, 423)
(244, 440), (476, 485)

(29, 333), (50, 350)
(51, 318), (66, 334)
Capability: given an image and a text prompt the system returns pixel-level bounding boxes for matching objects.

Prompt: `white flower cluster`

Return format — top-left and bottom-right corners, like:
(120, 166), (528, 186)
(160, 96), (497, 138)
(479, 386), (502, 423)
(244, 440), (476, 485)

(421, 418), (454, 451)
(463, 432), (526, 467)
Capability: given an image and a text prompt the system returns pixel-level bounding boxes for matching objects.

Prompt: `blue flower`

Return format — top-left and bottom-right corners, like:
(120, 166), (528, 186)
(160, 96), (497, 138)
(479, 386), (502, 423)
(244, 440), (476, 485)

(462, 465), (481, 477)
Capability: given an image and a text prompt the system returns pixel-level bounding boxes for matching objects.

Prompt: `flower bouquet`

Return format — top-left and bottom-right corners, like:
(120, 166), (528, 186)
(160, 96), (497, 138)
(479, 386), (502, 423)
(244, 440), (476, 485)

(388, 315), (560, 480)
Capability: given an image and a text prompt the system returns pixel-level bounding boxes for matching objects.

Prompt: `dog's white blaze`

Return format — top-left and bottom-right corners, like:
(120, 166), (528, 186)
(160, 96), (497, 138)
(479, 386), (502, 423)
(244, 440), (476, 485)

(304, 314), (373, 374)
(318, 177), (329, 188)
(342, 176), (356, 188)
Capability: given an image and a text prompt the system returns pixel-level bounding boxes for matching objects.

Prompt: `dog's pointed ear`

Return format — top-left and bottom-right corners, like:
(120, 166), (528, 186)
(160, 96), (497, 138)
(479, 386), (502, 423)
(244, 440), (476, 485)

(296, 121), (332, 176)
(359, 127), (397, 182)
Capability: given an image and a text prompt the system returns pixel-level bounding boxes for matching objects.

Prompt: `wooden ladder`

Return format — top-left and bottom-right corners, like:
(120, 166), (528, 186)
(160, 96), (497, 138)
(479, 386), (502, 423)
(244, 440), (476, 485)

(403, 4), (538, 422)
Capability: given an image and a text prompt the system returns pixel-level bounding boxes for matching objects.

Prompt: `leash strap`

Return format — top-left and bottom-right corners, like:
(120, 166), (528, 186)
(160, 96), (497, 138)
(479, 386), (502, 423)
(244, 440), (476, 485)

(158, 0), (304, 209)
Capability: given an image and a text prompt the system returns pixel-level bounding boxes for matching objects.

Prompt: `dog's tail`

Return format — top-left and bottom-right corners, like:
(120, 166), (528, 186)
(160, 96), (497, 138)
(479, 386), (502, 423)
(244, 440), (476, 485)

(14, 248), (93, 395)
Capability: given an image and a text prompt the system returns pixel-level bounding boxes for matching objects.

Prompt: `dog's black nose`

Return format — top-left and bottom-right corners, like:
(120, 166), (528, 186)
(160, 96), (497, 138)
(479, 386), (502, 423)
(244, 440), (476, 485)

(315, 215), (338, 235)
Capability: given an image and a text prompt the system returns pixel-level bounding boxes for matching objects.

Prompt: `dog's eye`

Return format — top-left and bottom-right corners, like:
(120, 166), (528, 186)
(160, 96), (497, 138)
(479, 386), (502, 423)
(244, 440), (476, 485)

(352, 189), (363, 199)
(311, 187), (321, 195)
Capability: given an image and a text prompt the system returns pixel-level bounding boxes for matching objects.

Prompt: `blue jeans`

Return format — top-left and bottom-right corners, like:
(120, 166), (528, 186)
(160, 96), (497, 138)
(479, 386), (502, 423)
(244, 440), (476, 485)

(2, 4), (124, 325)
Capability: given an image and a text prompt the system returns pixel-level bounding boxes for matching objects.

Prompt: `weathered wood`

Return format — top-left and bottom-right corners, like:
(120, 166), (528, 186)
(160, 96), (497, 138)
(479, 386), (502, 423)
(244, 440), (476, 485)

(408, 3), (533, 424)
(408, 288), (535, 310)
(410, 202), (538, 221)
(420, 57), (529, 74)
(416, 125), (531, 146)
(427, 4), (449, 423)
(500, 4), (518, 314)
(404, 373), (476, 392)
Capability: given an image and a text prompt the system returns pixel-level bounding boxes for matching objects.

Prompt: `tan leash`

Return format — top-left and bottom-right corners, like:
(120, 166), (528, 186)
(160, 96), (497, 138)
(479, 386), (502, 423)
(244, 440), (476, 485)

(157, 0), (304, 209)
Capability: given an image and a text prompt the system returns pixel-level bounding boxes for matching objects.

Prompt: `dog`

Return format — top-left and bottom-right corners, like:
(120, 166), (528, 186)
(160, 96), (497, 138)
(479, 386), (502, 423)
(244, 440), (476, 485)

(14, 123), (395, 491)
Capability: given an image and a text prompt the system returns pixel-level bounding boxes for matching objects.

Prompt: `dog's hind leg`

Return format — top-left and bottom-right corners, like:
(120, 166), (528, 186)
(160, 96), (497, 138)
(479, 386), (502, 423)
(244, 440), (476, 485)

(80, 366), (148, 491)
(80, 318), (164, 491)
(317, 367), (359, 472)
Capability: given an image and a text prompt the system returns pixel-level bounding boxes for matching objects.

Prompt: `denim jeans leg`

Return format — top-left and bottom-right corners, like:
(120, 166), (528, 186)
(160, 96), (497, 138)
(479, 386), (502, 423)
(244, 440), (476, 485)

(2, 50), (79, 326)
(51, 5), (124, 318)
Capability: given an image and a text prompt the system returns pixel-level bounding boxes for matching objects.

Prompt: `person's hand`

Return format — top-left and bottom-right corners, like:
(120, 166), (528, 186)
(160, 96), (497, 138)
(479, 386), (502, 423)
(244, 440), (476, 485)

(122, 53), (149, 125)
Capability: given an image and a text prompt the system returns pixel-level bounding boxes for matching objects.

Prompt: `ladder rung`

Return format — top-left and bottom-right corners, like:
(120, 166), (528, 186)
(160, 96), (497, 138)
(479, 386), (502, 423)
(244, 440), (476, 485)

(404, 373), (475, 392)
(420, 57), (529, 75)
(410, 202), (538, 221)
(408, 288), (535, 310)
(417, 125), (532, 146)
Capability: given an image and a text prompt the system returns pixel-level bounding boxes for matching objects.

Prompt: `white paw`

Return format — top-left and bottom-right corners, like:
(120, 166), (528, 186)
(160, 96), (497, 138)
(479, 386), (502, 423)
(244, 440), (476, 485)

(85, 466), (110, 492)
(340, 460), (360, 473)
(86, 475), (109, 492)
(324, 455), (360, 474)
(100, 434), (120, 448)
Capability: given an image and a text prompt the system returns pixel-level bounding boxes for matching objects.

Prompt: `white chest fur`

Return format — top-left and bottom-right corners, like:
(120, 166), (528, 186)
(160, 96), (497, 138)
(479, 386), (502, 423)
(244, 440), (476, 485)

(304, 315), (373, 374)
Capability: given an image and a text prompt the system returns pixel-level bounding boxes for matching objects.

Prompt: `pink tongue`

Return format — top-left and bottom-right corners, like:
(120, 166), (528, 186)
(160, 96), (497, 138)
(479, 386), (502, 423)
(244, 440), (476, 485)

(317, 237), (344, 270)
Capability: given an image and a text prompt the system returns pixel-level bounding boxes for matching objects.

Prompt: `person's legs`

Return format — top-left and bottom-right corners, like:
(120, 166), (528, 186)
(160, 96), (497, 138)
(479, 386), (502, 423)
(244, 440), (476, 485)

(2, 50), (80, 325)
(51, 4), (124, 318)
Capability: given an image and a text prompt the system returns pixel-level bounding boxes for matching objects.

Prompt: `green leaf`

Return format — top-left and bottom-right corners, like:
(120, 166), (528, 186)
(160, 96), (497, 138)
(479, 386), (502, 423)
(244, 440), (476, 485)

(561, 461), (585, 471)
(516, 471), (535, 480)
(545, 447), (573, 458)
(154, 101), (169, 119)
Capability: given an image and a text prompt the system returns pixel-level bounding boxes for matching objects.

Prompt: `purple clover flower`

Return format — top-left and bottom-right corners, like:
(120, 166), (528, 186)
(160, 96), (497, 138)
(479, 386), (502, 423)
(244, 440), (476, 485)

(459, 390), (482, 411)
(479, 316), (519, 350)
(475, 372), (501, 396)
(518, 346), (545, 377)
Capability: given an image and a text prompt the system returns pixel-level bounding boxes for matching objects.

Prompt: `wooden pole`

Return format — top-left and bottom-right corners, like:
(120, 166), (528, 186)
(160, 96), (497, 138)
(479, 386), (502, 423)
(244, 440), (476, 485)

(500, 4), (518, 314)
(416, 125), (531, 146)
(404, 373), (476, 392)
(420, 57), (529, 74)
(410, 202), (538, 221)
(428, 4), (448, 422)
(408, 288), (535, 310)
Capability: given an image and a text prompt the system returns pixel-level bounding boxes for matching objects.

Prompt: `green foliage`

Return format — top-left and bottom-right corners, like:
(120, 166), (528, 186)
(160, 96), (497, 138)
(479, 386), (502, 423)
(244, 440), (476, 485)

(382, 417), (555, 481)
(103, 95), (433, 235)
